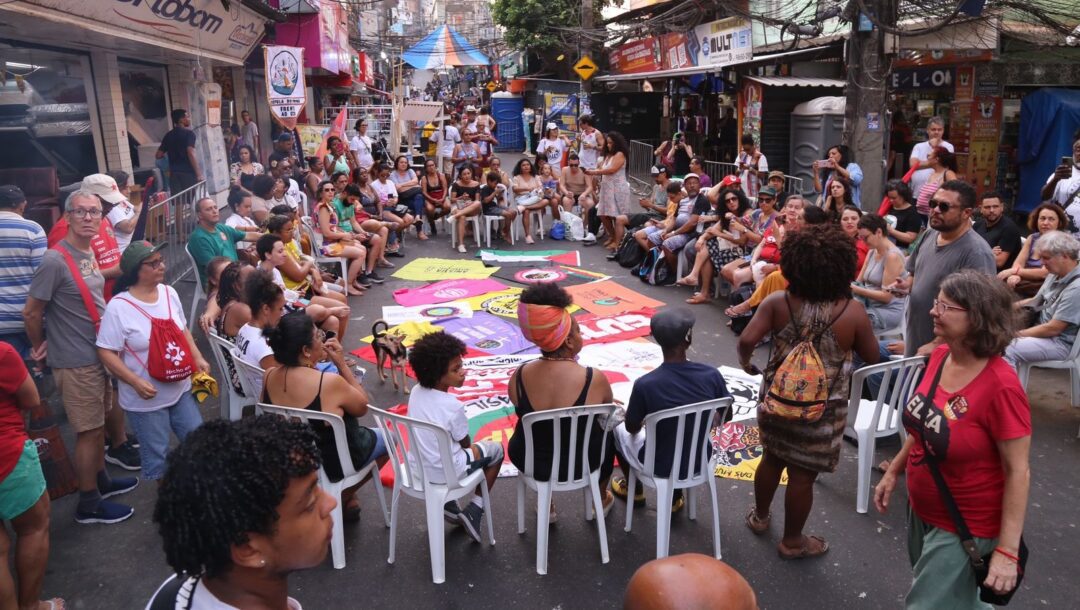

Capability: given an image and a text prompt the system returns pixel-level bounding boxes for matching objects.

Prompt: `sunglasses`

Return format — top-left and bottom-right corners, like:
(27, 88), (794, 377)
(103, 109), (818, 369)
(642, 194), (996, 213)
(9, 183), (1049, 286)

(758, 196), (774, 202)
(929, 200), (958, 213)
(322, 187), (335, 192)
(724, 196), (739, 202)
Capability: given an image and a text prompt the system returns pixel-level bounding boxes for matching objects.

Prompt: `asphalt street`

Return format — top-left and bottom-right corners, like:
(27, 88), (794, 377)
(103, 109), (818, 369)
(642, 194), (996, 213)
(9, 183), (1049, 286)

(32, 162), (1080, 609)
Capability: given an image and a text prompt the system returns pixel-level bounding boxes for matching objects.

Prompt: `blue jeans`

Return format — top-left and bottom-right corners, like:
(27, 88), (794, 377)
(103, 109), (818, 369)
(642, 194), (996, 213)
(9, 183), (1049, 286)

(126, 391), (203, 480)
(0, 332), (32, 359)
(364, 428), (388, 467)
(401, 191), (425, 219)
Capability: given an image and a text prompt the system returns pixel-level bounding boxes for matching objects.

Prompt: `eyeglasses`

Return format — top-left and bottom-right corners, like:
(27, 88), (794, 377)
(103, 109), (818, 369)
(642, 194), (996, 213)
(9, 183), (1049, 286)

(725, 196), (739, 202)
(932, 299), (967, 315)
(929, 200), (959, 213)
(69, 208), (102, 218)
(321, 187), (335, 193)
(142, 258), (165, 269)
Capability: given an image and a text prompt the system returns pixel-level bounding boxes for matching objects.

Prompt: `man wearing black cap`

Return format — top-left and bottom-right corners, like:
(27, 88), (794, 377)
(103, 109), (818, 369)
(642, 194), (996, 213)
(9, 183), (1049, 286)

(0, 186), (46, 356)
(268, 131), (300, 173)
(610, 308), (731, 512)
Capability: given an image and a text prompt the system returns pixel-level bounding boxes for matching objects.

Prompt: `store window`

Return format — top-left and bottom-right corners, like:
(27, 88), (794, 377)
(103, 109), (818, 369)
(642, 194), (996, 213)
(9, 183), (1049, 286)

(0, 44), (99, 183)
(119, 60), (170, 169)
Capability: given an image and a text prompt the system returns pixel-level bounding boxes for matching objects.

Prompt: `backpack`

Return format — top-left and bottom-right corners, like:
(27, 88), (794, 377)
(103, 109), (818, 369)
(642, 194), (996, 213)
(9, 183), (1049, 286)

(760, 296), (849, 423)
(637, 246), (674, 286)
(114, 290), (196, 383)
(616, 232), (645, 268)
(727, 283), (756, 335)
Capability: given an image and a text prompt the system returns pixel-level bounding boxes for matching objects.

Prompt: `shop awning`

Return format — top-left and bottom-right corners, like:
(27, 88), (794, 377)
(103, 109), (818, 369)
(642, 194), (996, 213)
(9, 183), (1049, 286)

(592, 45), (838, 82)
(742, 76), (845, 88)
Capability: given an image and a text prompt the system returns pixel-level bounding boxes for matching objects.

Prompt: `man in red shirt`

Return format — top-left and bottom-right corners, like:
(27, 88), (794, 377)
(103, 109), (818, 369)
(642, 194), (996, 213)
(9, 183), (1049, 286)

(46, 179), (140, 471)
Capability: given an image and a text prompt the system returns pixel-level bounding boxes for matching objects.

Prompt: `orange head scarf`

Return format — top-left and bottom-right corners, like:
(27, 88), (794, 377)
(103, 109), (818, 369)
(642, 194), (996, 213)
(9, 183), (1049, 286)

(517, 302), (573, 352)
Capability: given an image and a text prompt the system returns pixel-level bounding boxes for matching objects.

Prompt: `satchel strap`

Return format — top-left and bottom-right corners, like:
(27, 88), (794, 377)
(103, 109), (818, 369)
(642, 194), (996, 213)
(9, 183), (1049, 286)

(53, 245), (101, 331)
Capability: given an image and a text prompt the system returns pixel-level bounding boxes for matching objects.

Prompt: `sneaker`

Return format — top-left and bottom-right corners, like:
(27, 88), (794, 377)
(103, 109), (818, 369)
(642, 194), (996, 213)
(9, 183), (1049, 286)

(457, 244), (467, 254)
(127, 432), (140, 448)
(366, 271), (385, 284)
(105, 440), (141, 471)
(100, 476), (139, 499)
(458, 503), (484, 543)
(75, 500), (134, 524)
(386, 249), (406, 258)
(443, 500), (462, 524)
(356, 273), (373, 287)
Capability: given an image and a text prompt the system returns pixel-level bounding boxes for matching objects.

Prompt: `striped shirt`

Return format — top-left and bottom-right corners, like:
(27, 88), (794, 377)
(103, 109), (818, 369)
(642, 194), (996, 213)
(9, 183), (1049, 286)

(0, 211), (46, 333)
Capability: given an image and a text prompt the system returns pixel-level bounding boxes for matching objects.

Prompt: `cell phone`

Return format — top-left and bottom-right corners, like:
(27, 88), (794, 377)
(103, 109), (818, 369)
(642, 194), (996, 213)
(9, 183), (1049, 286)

(820, 159), (835, 169)
(1064, 156), (1073, 166)
(324, 331), (336, 341)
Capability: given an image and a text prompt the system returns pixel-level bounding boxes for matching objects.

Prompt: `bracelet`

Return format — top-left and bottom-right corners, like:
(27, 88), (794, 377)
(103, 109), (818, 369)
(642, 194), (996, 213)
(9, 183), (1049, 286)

(994, 547), (1020, 563)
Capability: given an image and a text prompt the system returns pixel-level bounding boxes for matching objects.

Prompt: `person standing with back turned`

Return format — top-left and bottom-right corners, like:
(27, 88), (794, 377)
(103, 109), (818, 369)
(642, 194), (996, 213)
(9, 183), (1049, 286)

(157, 109), (203, 195)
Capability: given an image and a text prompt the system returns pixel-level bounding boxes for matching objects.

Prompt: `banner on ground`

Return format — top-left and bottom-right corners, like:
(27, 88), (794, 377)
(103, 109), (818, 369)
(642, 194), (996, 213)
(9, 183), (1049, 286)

(493, 265), (606, 287)
(439, 313), (538, 356)
(711, 366), (787, 484)
(565, 280), (666, 315)
(392, 258), (498, 281)
(478, 249), (580, 267)
(577, 309), (655, 345)
(392, 278), (507, 307)
(264, 46), (307, 130)
(380, 301), (473, 325)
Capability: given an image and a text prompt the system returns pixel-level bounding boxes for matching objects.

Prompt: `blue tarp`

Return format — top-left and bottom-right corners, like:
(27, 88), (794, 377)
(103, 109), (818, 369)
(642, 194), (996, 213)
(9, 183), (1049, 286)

(1018, 88), (1080, 212)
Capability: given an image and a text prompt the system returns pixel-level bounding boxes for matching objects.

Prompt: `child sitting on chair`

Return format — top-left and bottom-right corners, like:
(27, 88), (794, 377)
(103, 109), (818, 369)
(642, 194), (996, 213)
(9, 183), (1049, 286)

(407, 332), (503, 542)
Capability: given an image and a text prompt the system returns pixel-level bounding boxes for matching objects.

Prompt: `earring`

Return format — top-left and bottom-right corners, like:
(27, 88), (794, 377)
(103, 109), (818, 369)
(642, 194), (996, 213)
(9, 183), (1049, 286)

(260, 559), (266, 567)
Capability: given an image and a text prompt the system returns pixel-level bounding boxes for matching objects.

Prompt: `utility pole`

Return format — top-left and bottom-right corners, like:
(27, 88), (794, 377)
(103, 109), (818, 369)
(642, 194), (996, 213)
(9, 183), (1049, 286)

(843, 0), (897, 209)
(581, 0), (593, 99)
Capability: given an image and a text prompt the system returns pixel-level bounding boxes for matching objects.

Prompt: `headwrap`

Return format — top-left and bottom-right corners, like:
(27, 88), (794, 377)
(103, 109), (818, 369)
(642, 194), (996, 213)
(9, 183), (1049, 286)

(517, 302), (573, 352)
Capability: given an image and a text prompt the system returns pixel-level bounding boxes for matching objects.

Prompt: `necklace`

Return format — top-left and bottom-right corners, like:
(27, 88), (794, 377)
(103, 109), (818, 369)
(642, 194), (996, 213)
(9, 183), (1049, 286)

(539, 355), (577, 362)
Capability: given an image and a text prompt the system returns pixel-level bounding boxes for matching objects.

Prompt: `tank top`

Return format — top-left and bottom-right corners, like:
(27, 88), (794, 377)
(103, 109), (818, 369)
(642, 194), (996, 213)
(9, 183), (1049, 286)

(563, 168), (588, 195)
(672, 147), (691, 176)
(424, 173), (445, 200)
(508, 364), (599, 481)
(916, 175), (944, 216)
(329, 154), (350, 175)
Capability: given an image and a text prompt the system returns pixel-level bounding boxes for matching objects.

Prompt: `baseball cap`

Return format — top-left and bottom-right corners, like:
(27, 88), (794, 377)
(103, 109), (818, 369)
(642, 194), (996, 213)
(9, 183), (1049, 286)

(276, 132), (293, 142)
(720, 175), (741, 188)
(81, 173), (127, 205)
(768, 170), (786, 180)
(651, 308), (696, 349)
(682, 172), (700, 182)
(0, 185), (25, 208)
(546, 122), (558, 131)
(119, 240), (167, 275)
(757, 186), (779, 199)
(650, 166), (667, 176)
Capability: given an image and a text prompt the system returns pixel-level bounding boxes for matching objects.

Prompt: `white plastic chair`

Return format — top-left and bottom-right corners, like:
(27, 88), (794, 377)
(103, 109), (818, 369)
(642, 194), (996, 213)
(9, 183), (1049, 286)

(528, 209), (546, 240)
(515, 404), (616, 575)
(183, 244), (206, 330)
(1016, 337), (1080, 407)
(845, 356), (926, 514)
(207, 330), (252, 421)
(484, 214), (516, 247)
(448, 213), (481, 248)
(299, 216), (349, 280)
(258, 403), (389, 569)
(624, 397), (732, 559)
(229, 346), (266, 406)
(369, 406), (496, 584)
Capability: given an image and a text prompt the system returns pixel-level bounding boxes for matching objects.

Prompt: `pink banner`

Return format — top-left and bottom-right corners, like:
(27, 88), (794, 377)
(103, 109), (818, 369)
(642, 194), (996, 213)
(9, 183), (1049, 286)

(392, 278), (508, 307)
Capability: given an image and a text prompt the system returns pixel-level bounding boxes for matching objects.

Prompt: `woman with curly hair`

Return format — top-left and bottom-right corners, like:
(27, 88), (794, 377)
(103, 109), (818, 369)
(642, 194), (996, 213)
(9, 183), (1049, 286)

(148, 416), (334, 608)
(997, 202), (1068, 298)
(677, 187), (752, 300)
(229, 144), (264, 191)
(875, 271), (1030, 607)
(821, 176), (855, 223)
(587, 131), (633, 251)
(737, 224), (879, 560)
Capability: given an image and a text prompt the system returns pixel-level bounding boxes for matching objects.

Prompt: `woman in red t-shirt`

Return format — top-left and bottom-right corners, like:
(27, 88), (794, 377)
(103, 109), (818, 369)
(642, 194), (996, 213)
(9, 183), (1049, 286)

(874, 271), (1031, 607)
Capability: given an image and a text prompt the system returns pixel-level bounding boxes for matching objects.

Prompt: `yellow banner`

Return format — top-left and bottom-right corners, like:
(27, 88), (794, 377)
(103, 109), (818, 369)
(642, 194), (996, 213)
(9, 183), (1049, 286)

(464, 288), (580, 319)
(392, 258), (498, 281)
(359, 320), (442, 346)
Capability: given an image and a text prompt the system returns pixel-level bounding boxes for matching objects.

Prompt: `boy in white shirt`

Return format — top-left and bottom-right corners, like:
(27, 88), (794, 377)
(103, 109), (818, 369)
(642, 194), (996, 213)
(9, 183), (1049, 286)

(406, 332), (502, 542)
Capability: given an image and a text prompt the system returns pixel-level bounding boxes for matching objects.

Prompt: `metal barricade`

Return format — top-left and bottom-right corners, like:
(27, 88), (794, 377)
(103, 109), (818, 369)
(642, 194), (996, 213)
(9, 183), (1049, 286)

(783, 175), (805, 195)
(628, 139), (658, 191)
(321, 105), (394, 142)
(144, 181), (207, 285)
(702, 160), (739, 186)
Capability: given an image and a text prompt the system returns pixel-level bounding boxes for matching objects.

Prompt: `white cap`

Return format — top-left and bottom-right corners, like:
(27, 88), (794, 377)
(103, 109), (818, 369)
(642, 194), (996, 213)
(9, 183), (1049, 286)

(682, 172), (700, 182)
(546, 122), (558, 131)
(81, 173), (126, 205)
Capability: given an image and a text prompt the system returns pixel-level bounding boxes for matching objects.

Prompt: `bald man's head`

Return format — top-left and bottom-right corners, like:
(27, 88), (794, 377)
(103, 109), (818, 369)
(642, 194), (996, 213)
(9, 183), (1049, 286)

(624, 554), (757, 610)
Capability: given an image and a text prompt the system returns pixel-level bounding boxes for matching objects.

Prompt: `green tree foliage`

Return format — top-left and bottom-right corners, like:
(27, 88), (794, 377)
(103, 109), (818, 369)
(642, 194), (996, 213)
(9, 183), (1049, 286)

(492, 0), (599, 54)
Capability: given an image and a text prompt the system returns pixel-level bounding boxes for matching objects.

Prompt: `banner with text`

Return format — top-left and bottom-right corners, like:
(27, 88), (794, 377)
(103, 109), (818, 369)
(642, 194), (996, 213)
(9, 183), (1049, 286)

(265, 46), (307, 130)
(690, 18), (753, 69)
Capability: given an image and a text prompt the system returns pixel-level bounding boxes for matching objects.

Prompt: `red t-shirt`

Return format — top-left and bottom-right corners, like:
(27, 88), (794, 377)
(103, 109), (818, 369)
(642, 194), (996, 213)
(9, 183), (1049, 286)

(903, 345), (1031, 538)
(855, 238), (869, 275)
(48, 218), (121, 301)
(0, 342), (30, 481)
(758, 226), (781, 264)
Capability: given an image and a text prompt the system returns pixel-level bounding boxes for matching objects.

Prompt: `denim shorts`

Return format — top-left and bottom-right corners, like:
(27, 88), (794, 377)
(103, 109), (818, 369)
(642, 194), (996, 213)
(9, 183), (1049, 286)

(0, 439), (46, 520)
(125, 391), (204, 480)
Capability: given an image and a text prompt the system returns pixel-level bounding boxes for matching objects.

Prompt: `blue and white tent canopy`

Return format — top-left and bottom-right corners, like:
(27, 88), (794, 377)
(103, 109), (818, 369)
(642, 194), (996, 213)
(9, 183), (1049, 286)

(401, 25), (491, 69)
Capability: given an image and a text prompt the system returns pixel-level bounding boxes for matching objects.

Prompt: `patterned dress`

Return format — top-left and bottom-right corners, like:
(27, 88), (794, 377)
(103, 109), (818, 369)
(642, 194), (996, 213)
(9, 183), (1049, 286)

(758, 298), (854, 473)
(597, 154), (632, 217)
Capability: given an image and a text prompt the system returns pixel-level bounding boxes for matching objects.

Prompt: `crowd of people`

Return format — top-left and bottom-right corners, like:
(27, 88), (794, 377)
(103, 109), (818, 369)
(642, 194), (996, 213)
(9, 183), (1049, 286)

(3, 120), (1079, 610)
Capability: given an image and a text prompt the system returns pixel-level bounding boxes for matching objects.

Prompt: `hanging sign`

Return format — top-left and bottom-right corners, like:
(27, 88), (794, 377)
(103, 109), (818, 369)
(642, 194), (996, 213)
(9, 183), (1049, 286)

(574, 55), (598, 81)
(264, 46), (307, 130)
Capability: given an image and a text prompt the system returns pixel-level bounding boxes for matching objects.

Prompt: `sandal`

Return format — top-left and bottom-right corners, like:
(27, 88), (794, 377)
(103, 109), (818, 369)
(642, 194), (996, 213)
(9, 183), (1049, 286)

(745, 506), (771, 535)
(778, 535), (830, 560)
(39, 600), (66, 610)
(610, 475), (646, 506)
(725, 305), (750, 318)
(676, 276), (699, 287)
(686, 294), (710, 305)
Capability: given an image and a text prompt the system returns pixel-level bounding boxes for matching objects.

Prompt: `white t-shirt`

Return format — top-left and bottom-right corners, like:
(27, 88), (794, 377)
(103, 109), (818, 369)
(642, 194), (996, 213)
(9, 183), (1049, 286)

(578, 129), (600, 170)
(235, 323), (273, 398)
(1047, 166), (1080, 230)
(431, 125), (461, 159)
(286, 179), (303, 206)
(738, 151), (768, 195)
(909, 140), (955, 193)
(106, 201), (137, 251)
(96, 284), (191, 412)
(407, 385), (470, 483)
(372, 178), (398, 204)
(538, 137), (566, 168)
(349, 134), (374, 169)
(145, 575), (302, 610)
(225, 213), (254, 251)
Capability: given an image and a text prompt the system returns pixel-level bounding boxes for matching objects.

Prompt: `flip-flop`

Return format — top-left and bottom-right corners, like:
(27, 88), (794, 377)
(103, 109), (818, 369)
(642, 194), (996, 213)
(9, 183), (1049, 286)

(610, 475), (646, 506)
(41, 598), (66, 609)
(686, 294), (710, 304)
(675, 277), (699, 287)
(725, 306), (749, 318)
(745, 505), (771, 535)
(778, 535), (829, 560)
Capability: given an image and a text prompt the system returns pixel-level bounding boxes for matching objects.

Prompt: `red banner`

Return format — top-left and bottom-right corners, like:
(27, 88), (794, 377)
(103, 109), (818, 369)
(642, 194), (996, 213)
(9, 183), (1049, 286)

(577, 309), (656, 345)
(358, 52), (375, 86)
(895, 49), (994, 68)
(660, 32), (692, 70)
(609, 37), (661, 74)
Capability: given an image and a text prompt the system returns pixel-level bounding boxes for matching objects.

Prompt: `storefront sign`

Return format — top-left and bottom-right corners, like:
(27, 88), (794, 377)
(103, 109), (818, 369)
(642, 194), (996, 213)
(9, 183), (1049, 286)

(691, 18), (753, 68)
(264, 46), (307, 130)
(23, 0), (265, 63)
(975, 78), (1002, 96)
(950, 96), (1001, 198)
(543, 92), (579, 136)
(358, 52), (375, 86)
(890, 67), (955, 90)
(955, 66), (975, 100)
(660, 32), (693, 70)
(609, 37), (661, 75)
(895, 49), (994, 68)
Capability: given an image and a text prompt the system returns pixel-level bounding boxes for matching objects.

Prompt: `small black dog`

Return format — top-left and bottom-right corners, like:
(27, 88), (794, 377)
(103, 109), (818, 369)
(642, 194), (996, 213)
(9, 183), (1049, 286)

(371, 319), (409, 394)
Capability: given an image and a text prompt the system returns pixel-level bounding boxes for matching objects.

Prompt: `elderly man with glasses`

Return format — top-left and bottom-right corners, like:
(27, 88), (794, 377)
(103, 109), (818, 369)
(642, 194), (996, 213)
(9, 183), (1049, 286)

(1005, 230), (1080, 368)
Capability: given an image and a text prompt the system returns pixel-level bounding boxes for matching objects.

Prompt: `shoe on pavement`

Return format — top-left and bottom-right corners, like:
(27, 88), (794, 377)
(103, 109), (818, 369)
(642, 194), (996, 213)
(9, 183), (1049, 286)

(75, 500), (134, 524)
(105, 440), (141, 471)
(671, 490), (685, 513)
(356, 273), (373, 287)
(444, 500), (461, 525)
(366, 271), (386, 284)
(458, 503), (484, 543)
(100, 476), (139, 499)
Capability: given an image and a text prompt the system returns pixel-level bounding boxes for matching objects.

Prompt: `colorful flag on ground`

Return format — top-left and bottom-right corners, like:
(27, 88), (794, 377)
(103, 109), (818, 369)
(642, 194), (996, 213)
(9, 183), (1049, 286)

(392, 278), (507, 307)
(565, 280), (666, 315)
(392, 257), (498, 281)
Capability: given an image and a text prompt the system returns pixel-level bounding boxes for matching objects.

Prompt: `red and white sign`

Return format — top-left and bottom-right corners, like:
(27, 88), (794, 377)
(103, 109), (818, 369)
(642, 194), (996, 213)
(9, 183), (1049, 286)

(609, 37), (661, 75)
(577, 309), (655, 345)
(358, 52), (375, 86)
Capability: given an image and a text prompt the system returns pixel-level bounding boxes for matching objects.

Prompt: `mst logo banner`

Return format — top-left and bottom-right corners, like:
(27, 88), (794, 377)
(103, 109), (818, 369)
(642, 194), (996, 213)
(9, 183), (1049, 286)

(265, 46), (307, 130)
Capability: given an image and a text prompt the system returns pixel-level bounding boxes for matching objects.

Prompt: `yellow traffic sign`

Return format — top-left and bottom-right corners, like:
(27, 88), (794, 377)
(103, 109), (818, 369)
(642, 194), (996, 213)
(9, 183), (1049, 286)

(574, 56), (598, 81)
(486, 80), (497, 92)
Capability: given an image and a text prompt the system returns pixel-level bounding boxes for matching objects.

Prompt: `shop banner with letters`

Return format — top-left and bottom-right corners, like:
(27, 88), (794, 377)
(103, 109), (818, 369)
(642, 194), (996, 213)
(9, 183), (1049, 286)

(609, 37), (662, 74)
(690, 18), (753, 69)
(264, 46), (307, 130)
